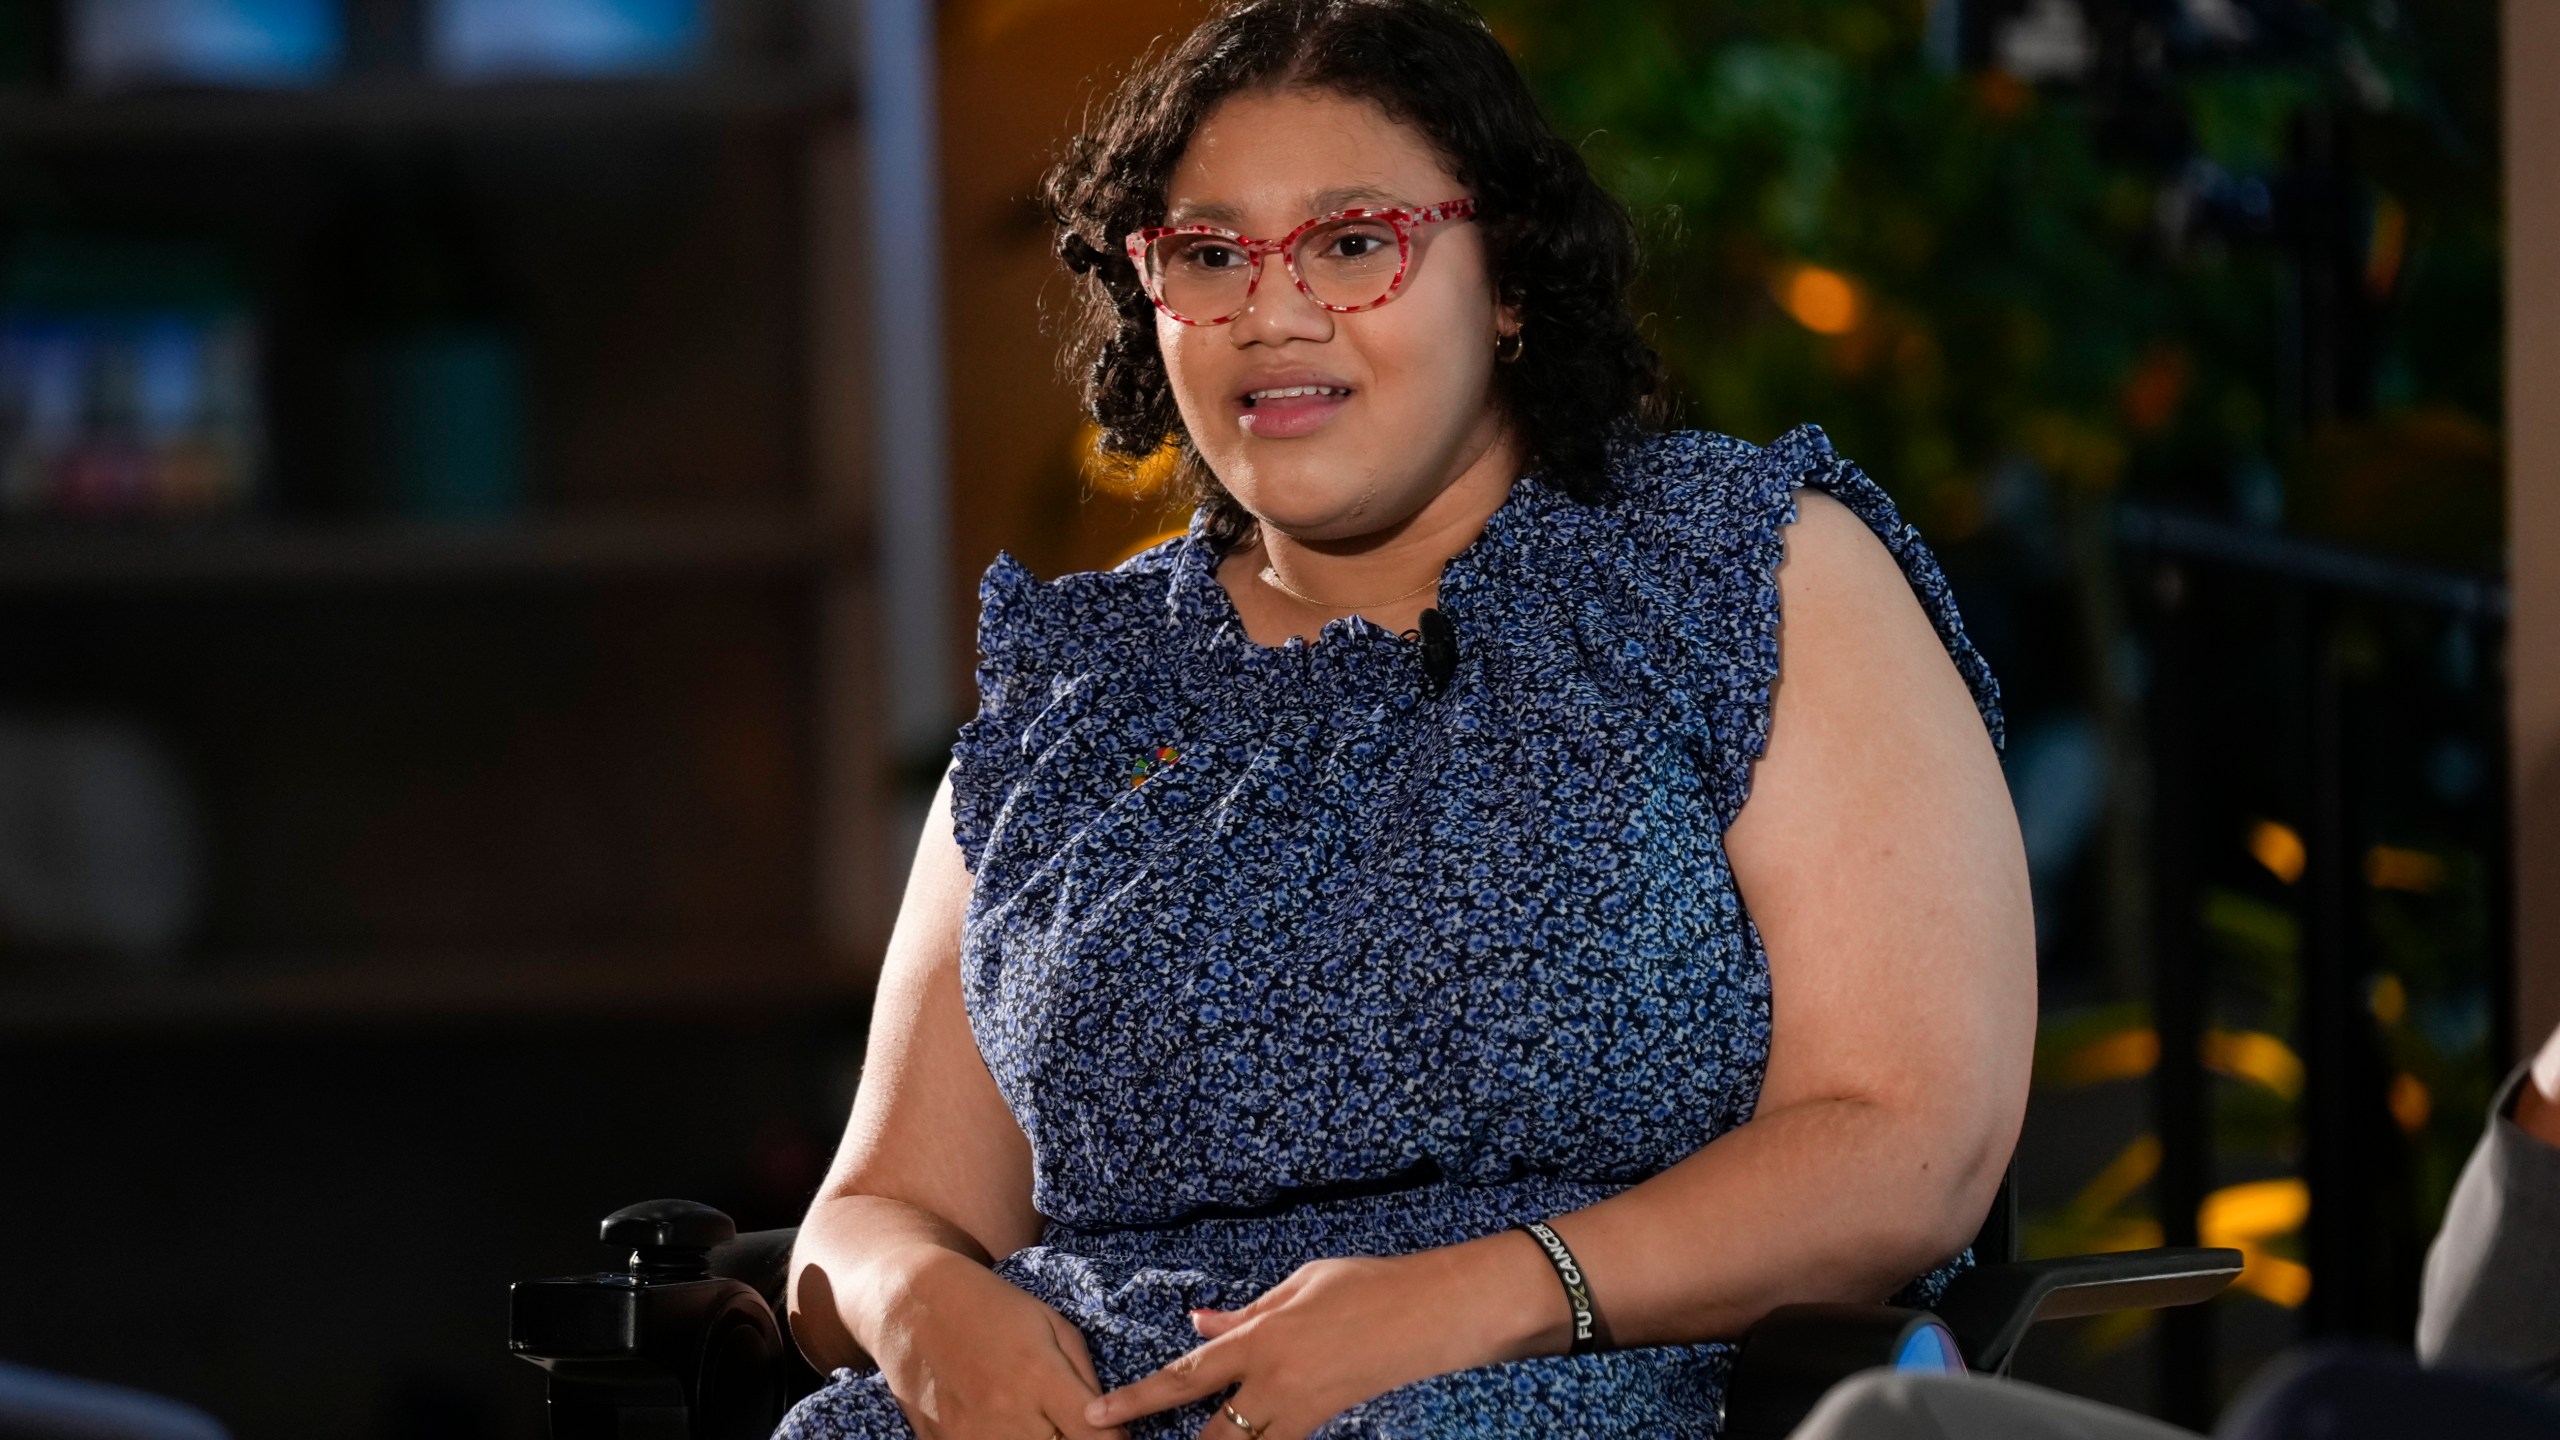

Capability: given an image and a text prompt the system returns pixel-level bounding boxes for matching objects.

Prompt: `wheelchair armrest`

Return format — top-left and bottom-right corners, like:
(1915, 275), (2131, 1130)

(1722, 1304), (1963, 1440)
(709, 1226), (800, 1331)
(511, 1203), (823, 1439)
(711, 1225), (838, 1390)
(1934, 1246), (2243, 1375)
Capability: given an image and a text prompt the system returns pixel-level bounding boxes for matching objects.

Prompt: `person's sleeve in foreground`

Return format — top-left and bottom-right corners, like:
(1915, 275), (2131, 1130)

(2417, 1059), (2560, 1392)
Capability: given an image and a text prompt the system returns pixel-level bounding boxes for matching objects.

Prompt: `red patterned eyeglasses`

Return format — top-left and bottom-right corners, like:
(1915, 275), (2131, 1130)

(1124, 197), (1477, 327)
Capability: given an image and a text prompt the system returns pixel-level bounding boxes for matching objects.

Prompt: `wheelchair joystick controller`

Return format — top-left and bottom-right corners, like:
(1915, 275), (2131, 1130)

(512, 1201), (784, 1440)
(602, 1199), (736, 1281)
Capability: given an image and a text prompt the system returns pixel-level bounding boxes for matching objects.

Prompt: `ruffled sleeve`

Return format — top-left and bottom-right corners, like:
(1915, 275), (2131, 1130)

(948, 552), (1053, 875)
(1761, 423), (2004, 749)
(1603, 426), (2003, 832)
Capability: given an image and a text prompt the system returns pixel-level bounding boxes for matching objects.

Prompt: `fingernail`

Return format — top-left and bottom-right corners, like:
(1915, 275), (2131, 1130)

(1085, 1400), (1109, 1426)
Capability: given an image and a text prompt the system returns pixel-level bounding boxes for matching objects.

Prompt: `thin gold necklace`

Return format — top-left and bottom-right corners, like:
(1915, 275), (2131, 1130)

(1255, 551), (1443, 612)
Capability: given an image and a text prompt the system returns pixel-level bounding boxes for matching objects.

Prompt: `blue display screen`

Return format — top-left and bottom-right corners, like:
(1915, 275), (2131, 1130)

(1893, 1323), (1965, 1374)
(428, 0), (704, 80)
(70, 0), (343, 89)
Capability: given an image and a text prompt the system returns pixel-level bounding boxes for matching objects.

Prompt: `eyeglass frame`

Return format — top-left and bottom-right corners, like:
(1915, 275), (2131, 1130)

(1122, 196), (1479, 327)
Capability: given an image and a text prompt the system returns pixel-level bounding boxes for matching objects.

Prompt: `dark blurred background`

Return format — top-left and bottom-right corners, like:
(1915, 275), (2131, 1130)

(0, 0), (2550, 1435)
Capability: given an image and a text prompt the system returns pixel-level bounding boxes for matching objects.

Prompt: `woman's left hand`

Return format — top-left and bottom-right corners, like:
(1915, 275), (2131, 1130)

(1083, 1240), (1559, 1440)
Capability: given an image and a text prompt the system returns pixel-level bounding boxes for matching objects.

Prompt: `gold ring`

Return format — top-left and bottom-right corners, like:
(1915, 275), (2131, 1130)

(1222, 1402), (1268, 1438)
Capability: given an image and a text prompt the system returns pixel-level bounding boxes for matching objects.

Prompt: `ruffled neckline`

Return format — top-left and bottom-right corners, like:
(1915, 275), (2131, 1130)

(1162, 468), (1569, 701)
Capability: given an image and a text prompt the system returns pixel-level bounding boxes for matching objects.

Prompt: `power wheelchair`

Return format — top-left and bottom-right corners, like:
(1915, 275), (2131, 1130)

(510, 1171), (2238, 1438)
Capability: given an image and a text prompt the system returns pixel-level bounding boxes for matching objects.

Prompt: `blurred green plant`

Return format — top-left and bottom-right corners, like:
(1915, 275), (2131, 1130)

(1474, 0), (2501, 567)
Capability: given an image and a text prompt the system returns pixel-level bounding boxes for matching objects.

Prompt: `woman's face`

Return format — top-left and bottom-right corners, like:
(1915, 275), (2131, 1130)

(1154, 87), (1515, 544)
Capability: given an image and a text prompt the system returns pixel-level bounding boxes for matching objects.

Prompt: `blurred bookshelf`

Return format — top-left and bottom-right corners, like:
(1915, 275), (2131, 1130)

(0, 946), (865, 1033)
(0, 67), (852, 143)
(0, 0), (892, 1027)
(0, 508), (846, 588)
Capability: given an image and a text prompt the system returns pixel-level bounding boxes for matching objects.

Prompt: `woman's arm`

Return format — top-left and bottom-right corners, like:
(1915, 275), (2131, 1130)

(789, 770), (1124, 1439)
(1090, 489), (2035, 1435)
(1491, 486), (2037, 1345)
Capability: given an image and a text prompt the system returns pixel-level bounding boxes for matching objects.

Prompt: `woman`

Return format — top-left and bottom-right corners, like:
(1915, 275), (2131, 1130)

(780, 1), (2034, 1436)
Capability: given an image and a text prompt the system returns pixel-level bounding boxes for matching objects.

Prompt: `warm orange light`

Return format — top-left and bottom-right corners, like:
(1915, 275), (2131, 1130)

(2249, 819), (2306, 885)
(2364, 845), (2447, 894)
(1079, 424), (1184, 501)
(1780, 265), (1864, 335)
(2234, 1249), (2313, 1308)
(2121, 346), (2192, 433)
(2201, 1180), (2315, 1310)
(2052, 1026), (2161, 1087)
(2389, 1072), (2433, 1134)
(968, 0), (1080, 45)
(2369, 973), (2408, 1026)
(2042, 1024), (2302, 1101)
(1973, 69), (2032, 120)
(2366, 195), (2409, 298)
(2200, 1178), (2310, 1247)
(2202, 1029), (2305, 1101)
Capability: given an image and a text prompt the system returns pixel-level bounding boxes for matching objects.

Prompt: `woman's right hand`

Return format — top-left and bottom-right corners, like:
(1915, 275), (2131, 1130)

(869, 1247), (1126, 1440)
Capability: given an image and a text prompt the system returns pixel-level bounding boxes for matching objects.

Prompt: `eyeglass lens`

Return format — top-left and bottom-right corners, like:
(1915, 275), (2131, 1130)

(1148, 214), (1404, 319)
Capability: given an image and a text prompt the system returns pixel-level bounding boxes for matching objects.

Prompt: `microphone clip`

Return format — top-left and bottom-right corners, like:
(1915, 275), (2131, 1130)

(1410, 608), (1458, 698)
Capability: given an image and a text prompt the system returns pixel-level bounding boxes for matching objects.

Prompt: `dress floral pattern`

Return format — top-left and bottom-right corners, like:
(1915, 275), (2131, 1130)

(777, 426), (2003, 1439)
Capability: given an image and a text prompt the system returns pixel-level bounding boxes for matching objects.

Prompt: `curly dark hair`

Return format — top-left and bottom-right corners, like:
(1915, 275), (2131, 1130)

(1042, 0), (1666, 548)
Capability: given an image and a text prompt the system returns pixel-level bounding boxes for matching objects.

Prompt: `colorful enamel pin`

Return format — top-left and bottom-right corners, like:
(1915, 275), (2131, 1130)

(1130, 744), (1180, 788)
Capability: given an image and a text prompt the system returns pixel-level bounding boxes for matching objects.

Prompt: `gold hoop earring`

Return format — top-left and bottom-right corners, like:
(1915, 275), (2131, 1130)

(1495, 329), (1525, 363)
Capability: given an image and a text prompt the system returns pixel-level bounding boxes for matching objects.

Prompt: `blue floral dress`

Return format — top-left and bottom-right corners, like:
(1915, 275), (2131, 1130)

(777, 426), (2003, 1439)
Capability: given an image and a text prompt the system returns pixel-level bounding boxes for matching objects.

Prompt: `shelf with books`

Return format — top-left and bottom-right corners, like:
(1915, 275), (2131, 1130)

(0, 68), (854, 145)
(0, 0), (897, 1025)
(0, 507), (855, 590)
(0, 943), (864, 1034)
